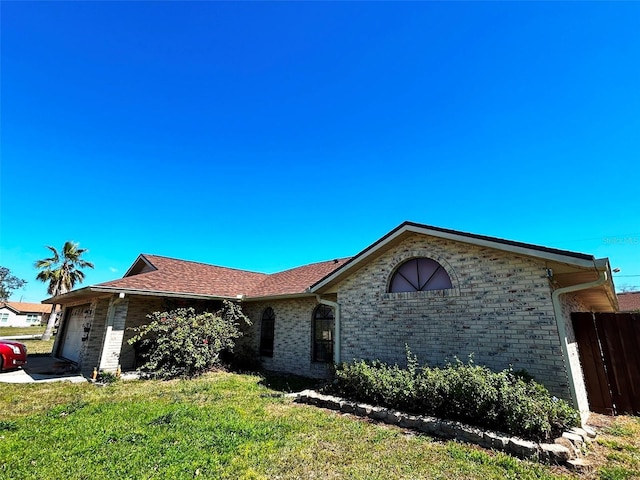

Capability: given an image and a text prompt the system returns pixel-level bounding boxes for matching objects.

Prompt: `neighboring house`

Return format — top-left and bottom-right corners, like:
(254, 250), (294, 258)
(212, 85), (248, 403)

(45, 221), (617, 419)
(617, 291), (640, 312)
(0, 302), (56, 328)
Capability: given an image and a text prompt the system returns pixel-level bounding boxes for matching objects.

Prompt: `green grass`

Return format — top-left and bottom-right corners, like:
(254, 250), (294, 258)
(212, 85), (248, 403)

(0, 371), (634, 479)
(0, 326), (45, 337)
(0, 372), (566, 480)
(594, 416), (640, 480)
(20, 338), (55, 354)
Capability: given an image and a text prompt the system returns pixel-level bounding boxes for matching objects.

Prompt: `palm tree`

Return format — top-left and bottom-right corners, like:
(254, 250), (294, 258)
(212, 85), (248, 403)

(35, 241), (94, 341)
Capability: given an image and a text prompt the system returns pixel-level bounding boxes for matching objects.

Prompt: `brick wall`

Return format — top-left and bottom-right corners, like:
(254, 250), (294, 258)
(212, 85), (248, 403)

(115, 296), (223, 371)
(97, 297), (130, 372)
(242, 297), (333, 378)
(331, 233), (572, 401)
(118, 296), (166, 370)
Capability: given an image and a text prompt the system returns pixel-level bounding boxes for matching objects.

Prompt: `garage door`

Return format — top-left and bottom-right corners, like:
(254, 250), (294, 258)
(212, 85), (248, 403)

(60, 305), (90, 363)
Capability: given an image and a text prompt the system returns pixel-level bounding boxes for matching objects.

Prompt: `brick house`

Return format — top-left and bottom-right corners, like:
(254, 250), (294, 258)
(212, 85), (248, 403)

(46, 221), (617, 418)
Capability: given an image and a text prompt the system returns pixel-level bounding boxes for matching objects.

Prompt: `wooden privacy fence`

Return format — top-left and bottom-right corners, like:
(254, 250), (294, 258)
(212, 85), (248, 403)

(572, 312), (640, 416)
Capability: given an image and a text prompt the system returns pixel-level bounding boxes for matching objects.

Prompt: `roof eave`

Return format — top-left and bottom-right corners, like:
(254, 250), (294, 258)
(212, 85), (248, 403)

(310, 222), (602, 293)
(243, 292), (315, 302)
(43, 286), (238, 304)
(91, 287), (238, 301)
(0, 303), (20, 313)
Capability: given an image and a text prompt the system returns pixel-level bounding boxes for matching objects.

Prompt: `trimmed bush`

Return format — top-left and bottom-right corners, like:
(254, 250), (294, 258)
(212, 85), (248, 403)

(128, 300), (251, 379)
(324, 353), (579, 441)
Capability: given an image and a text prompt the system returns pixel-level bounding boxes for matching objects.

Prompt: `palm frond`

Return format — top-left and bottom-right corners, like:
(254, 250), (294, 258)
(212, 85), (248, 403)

(45, 246), (59, 262)
(35, 241), (93, 296)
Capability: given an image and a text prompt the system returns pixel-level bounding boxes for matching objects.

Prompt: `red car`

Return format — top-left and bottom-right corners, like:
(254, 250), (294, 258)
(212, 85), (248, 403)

(0, 340), (28, 371)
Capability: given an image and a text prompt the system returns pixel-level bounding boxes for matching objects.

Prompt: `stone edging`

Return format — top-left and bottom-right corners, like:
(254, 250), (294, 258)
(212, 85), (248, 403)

(287, 389), (596, 468)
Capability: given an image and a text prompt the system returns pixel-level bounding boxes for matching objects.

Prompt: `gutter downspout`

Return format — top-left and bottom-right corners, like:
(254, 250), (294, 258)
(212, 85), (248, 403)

(551, 270), (607, 420)
(316, 295), (341, 364)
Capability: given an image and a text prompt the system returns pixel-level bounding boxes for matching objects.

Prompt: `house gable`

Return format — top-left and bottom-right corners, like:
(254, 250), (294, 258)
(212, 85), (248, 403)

(331, 233), (569, 395)
(311, 221), (616, 313)
(123, 255), (158, 276)
(0, 304), (20, 314)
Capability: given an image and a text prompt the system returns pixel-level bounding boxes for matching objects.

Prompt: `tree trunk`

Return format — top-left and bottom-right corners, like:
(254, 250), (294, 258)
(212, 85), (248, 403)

(41, 304), (59, 342)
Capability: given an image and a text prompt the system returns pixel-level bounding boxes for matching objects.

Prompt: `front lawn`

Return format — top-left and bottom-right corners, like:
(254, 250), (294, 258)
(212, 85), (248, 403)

(0, 372), (636, 479)
(19, 338), (54, 355)
(0, 326), (45, 337)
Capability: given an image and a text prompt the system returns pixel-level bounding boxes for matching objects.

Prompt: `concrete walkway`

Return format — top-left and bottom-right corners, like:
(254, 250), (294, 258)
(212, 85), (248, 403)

(0, 355), (87, 384)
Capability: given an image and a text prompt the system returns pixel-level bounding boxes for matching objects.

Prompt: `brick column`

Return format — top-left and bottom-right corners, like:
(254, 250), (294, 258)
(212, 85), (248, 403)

(98, 296), (129, 372)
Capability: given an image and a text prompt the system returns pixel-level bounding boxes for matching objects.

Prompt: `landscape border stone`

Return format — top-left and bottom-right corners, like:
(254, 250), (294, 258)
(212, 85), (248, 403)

(291, 389), (593, 467)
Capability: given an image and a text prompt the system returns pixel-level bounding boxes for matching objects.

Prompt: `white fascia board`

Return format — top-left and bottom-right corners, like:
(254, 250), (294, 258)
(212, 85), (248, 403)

(0, 304), (20, 313)
(44, 286), (235, 303)
(89, 287), (235, 301)
(309, 227), (407, 292)
(42, 287), (94, 304)
(46, 286), (313, 304)
(311, 223), (599, 293)
(594, 258), (611, 270)
(93, 288), (316, 303)
(407, 225), (597, 267)
(243, 293), (314, 302)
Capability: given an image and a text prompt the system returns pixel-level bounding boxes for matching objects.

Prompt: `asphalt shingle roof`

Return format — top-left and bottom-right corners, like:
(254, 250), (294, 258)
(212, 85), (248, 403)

(2, 302), (57, 314)
(617, 292), (640, 312)
(96, 254), (351, 299)
(248, 258), (351, 297)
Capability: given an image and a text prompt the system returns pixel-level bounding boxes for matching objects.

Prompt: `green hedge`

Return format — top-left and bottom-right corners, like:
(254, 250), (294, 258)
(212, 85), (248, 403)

(323, 353), (579, 441)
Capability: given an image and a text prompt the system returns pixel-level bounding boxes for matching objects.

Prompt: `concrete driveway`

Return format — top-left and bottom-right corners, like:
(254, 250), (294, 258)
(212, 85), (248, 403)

(0, 354), (87, 384)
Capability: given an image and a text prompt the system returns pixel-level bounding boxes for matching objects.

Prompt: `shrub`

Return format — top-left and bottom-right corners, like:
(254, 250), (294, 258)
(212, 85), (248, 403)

(324, 351), (579, 441)
(96, 371), (118, 385)
(0, 420), (18, 432)
(128, 300), (251, 379)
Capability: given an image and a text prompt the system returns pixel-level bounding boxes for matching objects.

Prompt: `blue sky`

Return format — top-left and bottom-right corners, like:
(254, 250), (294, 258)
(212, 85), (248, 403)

(1, 1), (639, 303)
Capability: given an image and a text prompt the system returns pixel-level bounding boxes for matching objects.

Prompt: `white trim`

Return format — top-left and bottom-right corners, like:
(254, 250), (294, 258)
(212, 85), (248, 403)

(311, 223), (605, 293)
(122, 254), (157, 277)
(316, 296), (340, 364)
(551, 270), (608, 422)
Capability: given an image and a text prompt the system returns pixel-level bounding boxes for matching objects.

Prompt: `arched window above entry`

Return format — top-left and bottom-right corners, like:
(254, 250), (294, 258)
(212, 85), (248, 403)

(389, 257), (452, 293)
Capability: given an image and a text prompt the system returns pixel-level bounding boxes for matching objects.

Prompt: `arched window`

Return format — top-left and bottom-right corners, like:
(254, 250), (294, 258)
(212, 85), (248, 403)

(260, 307), (275, 357)
(313, 304), (334, 363)
(389, 257), (452, 293)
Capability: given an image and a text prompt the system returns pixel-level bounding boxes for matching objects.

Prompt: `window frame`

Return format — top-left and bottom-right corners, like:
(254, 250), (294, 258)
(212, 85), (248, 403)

(259, 307), (275, 357)
(388, 257), (453, 293)
(312, 304), (334, 363)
